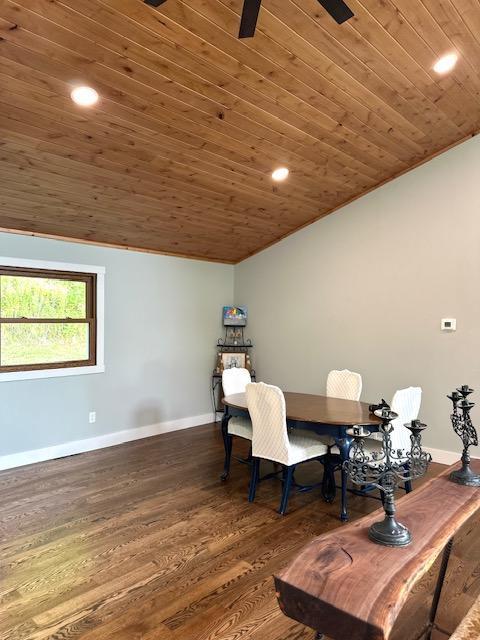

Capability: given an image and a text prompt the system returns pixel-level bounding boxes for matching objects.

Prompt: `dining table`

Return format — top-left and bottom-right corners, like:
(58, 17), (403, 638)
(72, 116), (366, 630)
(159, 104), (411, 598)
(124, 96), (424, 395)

(221, 391), (382, 521)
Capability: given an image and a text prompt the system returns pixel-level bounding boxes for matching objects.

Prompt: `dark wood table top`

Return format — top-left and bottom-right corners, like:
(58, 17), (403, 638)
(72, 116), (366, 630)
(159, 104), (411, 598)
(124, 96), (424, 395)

(223, 391), (381, 427)
(274, 461), (480, 640)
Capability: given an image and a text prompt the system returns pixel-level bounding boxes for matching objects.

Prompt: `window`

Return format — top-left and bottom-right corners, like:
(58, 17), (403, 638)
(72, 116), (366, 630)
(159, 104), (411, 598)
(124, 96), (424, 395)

(0, 258), (104, 381)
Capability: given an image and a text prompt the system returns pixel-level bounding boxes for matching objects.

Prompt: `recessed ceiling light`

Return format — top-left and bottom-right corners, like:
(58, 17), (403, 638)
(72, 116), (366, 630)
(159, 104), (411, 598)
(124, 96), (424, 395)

(71, 86), (99, 107)
(272, 167), (289, 182)
(433, 53), (458, 74)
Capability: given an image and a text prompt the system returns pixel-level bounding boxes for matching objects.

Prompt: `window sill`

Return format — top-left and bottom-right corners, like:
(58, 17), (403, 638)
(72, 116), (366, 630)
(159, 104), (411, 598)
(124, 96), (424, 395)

(0, 364), (105, 382)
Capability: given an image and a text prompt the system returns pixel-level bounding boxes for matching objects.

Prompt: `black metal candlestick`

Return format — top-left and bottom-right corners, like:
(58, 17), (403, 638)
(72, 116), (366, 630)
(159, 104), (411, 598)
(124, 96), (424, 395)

(448, 385), (480, 487)
(343, 409), (431, 547)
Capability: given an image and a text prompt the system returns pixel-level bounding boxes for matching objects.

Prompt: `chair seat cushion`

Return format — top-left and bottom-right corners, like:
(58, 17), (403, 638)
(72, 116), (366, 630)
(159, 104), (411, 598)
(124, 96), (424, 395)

(228, 417), (253, 440)
(287, 429), (329, 465)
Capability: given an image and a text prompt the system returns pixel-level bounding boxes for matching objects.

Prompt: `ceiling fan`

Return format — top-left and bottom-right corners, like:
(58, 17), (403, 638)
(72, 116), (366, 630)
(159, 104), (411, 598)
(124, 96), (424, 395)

(143, 0), (354, 38)
(239, 0), (354, 37)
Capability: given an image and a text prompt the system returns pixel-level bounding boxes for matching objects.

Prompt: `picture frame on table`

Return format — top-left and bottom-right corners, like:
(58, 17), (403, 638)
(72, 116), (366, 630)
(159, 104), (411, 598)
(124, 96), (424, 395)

(221, 352), (246, 370)
(226, 327), (243, 339)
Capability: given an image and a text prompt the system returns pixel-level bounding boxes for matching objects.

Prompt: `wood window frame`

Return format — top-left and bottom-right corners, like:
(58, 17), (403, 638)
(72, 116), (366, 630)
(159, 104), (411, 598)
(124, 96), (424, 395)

(0, 266), (97, 373)
(0, 257), (105, 382)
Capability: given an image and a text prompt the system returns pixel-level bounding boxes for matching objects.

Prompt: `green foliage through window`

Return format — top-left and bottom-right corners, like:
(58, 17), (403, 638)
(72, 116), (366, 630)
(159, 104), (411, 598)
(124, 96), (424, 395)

(0, 270), (95, 370)
(1, 323), (89, 366)
(0, 276), (86, 319)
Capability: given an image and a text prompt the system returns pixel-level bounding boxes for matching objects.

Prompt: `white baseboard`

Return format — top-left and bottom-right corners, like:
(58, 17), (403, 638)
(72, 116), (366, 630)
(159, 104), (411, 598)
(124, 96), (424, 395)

(1, 425), (475, 472)
(0, 413), (214, 471)
(424, 446), (460, 466)
(426, 447), (457, 465)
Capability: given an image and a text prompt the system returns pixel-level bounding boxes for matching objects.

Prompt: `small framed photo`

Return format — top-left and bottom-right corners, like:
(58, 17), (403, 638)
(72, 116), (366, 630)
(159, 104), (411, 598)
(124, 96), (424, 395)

(226, 327), (243, 343)
(221, 352), (246, 369)
(223, 306), (247, 326)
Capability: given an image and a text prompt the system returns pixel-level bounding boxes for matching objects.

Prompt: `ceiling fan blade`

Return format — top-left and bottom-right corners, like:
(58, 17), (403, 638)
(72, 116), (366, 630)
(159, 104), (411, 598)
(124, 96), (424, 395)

(317, 0), (354, 24)
(238, 0), (262, 38)
(143, 0), (167, 7)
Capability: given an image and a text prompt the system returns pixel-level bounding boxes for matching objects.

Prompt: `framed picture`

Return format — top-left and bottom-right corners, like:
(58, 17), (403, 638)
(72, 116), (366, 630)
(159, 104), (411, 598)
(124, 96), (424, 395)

(226, 327), (243, 342)
(223, 306), (247, 326)
(221, 352), (246, 369)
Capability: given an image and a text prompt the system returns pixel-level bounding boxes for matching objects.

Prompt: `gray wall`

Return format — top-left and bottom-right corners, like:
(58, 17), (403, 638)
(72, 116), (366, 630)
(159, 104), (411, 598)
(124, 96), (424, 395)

(0, 233), (233, 456)
(235, 135), (480, 454)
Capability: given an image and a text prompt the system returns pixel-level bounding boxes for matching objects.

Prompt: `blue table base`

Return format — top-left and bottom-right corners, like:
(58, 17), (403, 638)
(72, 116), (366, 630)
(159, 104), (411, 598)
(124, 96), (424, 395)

(220, 406), (377, 521)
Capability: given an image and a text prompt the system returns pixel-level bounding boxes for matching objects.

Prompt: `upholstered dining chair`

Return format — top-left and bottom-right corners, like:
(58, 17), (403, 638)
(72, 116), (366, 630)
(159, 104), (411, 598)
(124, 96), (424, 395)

(327, 369), (363, 401)
(365, 386), (422, 492)
(222, 367), (251, 398)
(221, 367), (252, 478)
(322, 369), (363, 451)
(367, 387), (422, 445)
(245, 382), (329, 515)
(390, 386), (422, 453)
(329, 386), (422, 501)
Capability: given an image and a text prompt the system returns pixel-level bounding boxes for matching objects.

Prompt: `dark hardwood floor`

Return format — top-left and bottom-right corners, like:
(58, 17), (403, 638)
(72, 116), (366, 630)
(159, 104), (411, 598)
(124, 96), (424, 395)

(0, 424), (478, 639)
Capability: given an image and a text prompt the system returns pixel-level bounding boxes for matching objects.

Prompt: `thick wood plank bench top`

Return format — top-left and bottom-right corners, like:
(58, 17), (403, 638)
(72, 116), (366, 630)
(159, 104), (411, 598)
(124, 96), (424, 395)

(274, 462), (480, 640)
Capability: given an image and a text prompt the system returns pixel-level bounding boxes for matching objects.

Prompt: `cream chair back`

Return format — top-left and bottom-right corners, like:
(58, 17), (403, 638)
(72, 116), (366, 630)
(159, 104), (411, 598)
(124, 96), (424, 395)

(222, 367), (251, 397)
(327, 369), (363, 401)
(246, 382), (290, 465)
(390, 387), (422, 451)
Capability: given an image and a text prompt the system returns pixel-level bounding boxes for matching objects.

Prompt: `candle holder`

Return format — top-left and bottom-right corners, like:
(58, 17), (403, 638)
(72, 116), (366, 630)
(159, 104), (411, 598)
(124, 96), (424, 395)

(343, 409), (431, 547)
(448, 385), (480, 487)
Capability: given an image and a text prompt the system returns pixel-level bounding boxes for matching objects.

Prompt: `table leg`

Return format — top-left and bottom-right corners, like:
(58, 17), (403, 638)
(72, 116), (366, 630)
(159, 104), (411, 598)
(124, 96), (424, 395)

(321, 454), (336, 503)
(425, 537), (454, 640)
(336, 435), (351, 522)
(221, 412), (232, 481)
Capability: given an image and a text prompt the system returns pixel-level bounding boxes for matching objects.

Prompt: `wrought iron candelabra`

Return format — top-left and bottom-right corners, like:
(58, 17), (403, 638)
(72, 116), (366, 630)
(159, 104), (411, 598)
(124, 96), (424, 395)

(343, 408), (431, 547)
(448, 385), (480, 487)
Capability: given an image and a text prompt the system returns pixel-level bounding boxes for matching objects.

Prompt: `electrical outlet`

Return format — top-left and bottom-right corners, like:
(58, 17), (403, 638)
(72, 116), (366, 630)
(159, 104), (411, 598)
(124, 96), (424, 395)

(89, 411), (96, 424)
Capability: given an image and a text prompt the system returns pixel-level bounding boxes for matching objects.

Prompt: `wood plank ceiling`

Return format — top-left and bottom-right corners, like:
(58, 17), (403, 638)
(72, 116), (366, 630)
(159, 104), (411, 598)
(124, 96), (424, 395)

(0, 0), (479, 263)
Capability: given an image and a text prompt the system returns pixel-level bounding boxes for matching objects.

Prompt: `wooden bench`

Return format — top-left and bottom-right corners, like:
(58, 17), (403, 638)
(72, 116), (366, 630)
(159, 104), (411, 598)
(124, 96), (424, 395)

(275, 462), (480, 640)
(450, 595), (480, 640)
